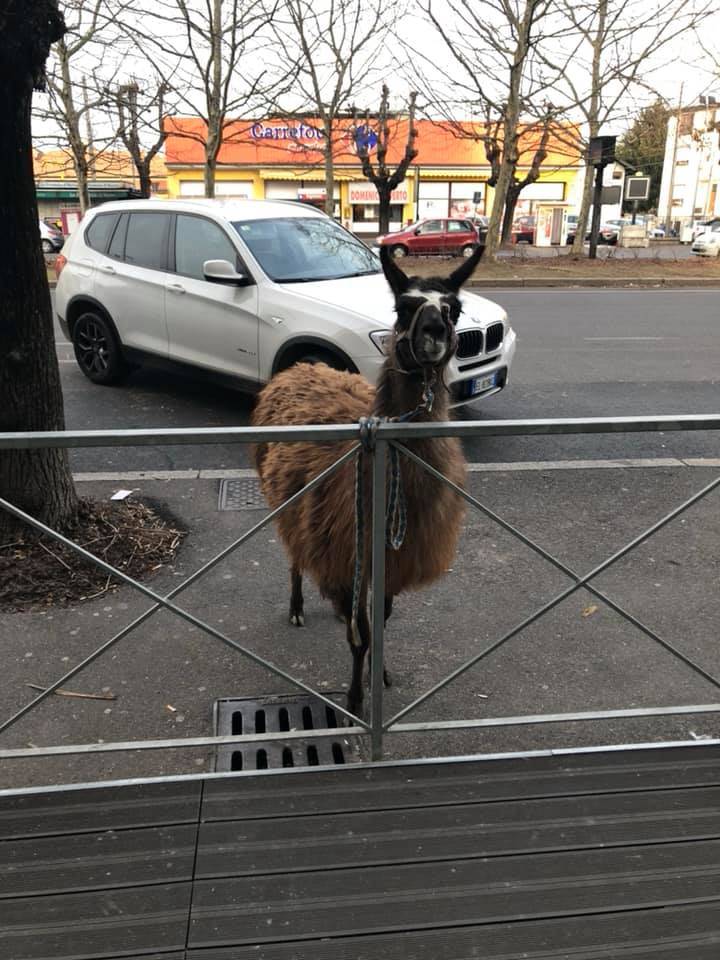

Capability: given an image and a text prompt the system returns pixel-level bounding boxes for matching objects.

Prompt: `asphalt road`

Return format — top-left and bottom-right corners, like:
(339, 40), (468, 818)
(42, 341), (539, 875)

(53, 288), (720, 473)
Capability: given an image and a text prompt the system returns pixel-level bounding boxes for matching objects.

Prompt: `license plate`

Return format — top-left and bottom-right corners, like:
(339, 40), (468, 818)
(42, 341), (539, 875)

(469, 372), (497, 396)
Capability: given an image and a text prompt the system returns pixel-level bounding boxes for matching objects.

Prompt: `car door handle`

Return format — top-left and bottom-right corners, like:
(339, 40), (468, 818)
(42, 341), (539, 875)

(98, 264), (116, 275)
(167, 283), (186, 295)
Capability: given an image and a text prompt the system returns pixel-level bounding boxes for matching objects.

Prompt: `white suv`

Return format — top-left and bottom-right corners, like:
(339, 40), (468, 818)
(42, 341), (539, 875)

(55, 199), (516, 405)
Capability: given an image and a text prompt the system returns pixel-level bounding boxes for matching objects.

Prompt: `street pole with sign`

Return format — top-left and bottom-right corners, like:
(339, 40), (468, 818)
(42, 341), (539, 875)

(587, 135), (617, 259)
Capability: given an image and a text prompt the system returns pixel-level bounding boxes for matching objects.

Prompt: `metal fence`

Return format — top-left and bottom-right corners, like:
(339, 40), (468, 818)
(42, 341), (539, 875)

(1, 414), (720, 768)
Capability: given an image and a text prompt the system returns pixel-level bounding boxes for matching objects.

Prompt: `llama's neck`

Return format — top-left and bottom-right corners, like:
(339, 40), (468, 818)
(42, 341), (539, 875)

(372, 362), (451, 423)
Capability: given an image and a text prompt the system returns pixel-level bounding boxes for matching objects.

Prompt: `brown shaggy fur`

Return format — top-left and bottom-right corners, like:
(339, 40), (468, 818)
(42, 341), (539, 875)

(252, 246), (482, 713)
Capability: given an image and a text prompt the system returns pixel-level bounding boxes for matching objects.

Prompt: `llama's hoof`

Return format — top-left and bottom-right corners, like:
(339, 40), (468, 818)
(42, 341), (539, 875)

(289, 612), (305, 627)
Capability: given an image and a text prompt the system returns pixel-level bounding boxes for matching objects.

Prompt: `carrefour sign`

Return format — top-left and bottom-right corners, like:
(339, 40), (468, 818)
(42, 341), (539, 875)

(250, 122), (324, 141)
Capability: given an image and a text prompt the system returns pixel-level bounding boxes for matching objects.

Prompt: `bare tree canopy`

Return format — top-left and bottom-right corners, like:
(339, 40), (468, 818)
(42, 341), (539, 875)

(542, 0), (714, 254)
(269, 0), (398, 216)
(353, 85), (418, 235)
(132, 0), (285, 197)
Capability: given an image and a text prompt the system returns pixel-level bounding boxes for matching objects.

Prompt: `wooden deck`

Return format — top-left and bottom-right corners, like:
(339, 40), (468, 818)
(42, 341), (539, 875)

(2, 741), (720, 958)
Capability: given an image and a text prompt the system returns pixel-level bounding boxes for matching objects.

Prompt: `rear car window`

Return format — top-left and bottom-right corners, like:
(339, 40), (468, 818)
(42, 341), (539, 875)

(108, 214), (128, 260)
(85, 213), (119, 253)
(124, 213), (170, 271)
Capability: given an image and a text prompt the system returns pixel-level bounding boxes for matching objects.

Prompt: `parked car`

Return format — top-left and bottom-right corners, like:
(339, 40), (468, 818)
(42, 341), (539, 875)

(511, 215), (536, 244)
(55, 199), (516, 407)
(39, 219), (64, 254)
(692, 218), (720, 242)
(471, 215), (489, 243)
(376, 218), (481, 259)
(691, 223), (720, 257)
(565, 215), (579, 244)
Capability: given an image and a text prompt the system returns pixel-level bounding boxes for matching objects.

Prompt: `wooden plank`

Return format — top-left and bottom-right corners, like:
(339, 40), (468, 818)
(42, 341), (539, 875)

(0, 824), (197, 898)
(0, 883), (192, 960)
(0, 780), (201, 840)
(196, 784), (720, 877)
(186, 902), (720, 959)
(201, 745), (720, 820)
(188, 839), (720, 947)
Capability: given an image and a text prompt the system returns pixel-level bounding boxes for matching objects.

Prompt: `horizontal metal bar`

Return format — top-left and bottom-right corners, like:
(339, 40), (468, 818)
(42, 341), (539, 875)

(0, 726), (367, 760)
(388, 703), (720, 733)
(1, 414), (720, 450)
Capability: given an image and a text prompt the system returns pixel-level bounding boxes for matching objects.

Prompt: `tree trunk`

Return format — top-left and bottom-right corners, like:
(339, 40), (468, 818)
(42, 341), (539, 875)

(571, 158), (595, 255)
(323, 133), (335, 218)
(501, 183), (522, 243)
(0, 80), (78, 537)
(138, 160), (152, 199)
(204, 141), (218, 198)
(377, 183), (392, 236)
(484, 157), (513, 259)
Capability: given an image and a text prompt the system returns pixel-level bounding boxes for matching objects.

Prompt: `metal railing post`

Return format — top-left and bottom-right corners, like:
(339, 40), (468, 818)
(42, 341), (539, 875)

(370, 437), (387, 760)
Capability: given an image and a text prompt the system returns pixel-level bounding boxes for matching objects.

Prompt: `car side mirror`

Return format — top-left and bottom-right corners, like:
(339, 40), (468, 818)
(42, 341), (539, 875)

(203, 259), (251, 286)
(414, 228), (422, 235)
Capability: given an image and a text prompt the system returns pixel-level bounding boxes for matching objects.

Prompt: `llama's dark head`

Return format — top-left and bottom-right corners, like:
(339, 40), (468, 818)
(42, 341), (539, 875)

(380, 244), (484, 372)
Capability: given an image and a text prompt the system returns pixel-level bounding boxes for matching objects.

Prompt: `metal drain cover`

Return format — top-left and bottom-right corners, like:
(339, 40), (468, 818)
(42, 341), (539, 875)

(218, 477), (265, 510)
(213, 693), (355, 771)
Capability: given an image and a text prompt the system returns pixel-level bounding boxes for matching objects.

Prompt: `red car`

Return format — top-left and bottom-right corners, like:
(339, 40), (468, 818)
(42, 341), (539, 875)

(376, 218), (481, 259)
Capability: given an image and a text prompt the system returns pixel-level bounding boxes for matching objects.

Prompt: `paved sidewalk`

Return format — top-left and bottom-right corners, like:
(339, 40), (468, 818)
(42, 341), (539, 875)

(2, 463), (719, 790)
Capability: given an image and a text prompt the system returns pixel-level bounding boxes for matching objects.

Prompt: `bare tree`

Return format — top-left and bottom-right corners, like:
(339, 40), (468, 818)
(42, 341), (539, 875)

(545, 0), (714, 255)
(35, 0), (127, 214)
(115, 80), (168, 199)
(270, 0), (397, 217)
(0, 0), (79, 537)
(352, 85), (418, 235)
(422, 0), (561, 259)
(138, 0), (283, 198)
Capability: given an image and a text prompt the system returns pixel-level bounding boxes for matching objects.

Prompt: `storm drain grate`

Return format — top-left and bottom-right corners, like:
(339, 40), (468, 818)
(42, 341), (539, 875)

(218, 477), (266, 511)
(213, 693), (355, 771)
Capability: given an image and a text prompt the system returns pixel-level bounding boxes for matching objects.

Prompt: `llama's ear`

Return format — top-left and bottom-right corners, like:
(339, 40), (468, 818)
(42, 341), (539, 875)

(380, 245), (410, 296)
(445, 243), (484, 293)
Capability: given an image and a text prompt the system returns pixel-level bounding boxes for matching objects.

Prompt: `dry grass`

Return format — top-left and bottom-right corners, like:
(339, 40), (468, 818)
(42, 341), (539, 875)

(406, 249), (720, 282)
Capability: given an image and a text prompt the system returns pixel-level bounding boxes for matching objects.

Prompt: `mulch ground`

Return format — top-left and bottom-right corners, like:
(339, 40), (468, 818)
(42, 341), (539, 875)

(0, 498), (185, 612)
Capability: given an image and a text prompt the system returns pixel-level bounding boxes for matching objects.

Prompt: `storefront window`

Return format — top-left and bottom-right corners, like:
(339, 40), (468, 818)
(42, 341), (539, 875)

(352, 203), (403, 222)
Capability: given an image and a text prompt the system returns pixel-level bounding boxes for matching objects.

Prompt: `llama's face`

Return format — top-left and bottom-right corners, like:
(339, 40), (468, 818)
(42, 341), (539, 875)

(379, 244), (485, 371)
(394, 288), (459, 369)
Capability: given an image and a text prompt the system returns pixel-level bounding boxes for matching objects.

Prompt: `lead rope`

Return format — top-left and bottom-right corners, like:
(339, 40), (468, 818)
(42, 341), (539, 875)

(350, 374), (435, 643)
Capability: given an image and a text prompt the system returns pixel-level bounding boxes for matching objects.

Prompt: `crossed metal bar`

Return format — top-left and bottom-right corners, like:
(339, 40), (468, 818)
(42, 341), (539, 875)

(1, 416), (719, 767)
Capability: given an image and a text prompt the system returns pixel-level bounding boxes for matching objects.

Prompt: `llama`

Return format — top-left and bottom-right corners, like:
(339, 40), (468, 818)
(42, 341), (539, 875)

(252, 244), (482, 713)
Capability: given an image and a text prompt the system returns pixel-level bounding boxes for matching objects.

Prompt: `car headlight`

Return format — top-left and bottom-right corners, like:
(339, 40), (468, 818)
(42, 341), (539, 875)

(370, 331), (393, 355)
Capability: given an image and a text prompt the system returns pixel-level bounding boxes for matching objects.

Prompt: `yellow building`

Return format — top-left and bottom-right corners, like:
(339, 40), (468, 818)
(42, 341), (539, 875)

(164, 117), (583, 236)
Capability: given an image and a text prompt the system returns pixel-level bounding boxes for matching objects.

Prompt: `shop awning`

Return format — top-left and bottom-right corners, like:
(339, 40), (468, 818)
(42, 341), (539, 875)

(259, 168), (362, 182)
(418, 168), (487, 179)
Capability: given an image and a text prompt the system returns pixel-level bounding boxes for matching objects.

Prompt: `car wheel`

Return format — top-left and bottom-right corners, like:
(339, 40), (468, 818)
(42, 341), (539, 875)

(461, 244), (477, 259)
(390, 244), (408, 260)
(72, 310), (129, 385)
(295, 350), (350, 372)
(41, 239), (54, 254)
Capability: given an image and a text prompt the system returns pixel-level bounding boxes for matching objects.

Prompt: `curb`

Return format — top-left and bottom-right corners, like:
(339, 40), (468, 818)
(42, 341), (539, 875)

(468, 276), (720, 289)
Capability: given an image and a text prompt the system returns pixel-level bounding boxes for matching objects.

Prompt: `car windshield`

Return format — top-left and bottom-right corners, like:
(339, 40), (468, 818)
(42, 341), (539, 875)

(232, 216), (380, 282)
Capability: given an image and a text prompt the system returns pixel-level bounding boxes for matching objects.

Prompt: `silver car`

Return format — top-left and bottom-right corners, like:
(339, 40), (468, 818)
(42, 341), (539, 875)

(55, 198), (516, 406)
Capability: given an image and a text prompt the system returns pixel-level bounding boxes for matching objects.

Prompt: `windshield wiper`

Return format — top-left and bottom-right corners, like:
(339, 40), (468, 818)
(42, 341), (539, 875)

(273, 276), (321, 283)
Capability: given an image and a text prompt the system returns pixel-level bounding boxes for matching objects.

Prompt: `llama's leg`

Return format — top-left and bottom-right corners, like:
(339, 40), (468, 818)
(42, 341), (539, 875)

(382, 594), (394, 688)
(289, 565), (304, 626)
(367, 593), (394, 689)
(339, 592), (369, 716)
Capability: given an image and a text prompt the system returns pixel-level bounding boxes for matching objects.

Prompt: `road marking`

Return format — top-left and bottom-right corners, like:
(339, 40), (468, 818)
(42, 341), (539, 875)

(584, 336), (668, 341)
(70, 457), (720, 482)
